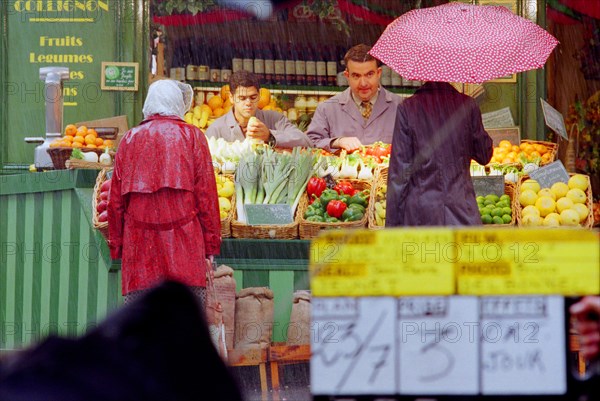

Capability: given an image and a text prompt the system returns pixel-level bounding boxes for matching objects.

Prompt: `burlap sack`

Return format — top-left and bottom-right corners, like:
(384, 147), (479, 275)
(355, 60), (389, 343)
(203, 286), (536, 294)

(214, 265), (236, 350)
(286, 290), (311, 345)
(234, 287), (274, 350)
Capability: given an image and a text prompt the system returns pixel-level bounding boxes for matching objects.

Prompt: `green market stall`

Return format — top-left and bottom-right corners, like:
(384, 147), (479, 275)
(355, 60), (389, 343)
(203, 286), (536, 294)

(0, 169), (310, 350)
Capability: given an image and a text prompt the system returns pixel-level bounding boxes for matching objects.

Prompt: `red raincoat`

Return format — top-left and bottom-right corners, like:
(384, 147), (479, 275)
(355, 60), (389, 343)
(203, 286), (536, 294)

(108, 115), (221, 295)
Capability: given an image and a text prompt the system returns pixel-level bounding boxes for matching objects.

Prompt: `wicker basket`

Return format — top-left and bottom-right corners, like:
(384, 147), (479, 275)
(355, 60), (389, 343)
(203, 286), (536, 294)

(486, 182), (517, 227)
(231, 202), (300, 239)
(65, 158), (113, 169)
(47, 147), (104, 169)
(515, 174), (594, 229)
(368, 167), (388, 230)
(92, 168), (112, 239)
(299, 179), (371, 239)
(219, 175), (235, 238)
(520, 140), (559, 166)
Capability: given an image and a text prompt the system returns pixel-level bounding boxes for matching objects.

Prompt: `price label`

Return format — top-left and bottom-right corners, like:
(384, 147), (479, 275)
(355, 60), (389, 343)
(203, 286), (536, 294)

(101, 62), (139, 91)
(529, 160), (570, 188)
(310, 229), (455, 297)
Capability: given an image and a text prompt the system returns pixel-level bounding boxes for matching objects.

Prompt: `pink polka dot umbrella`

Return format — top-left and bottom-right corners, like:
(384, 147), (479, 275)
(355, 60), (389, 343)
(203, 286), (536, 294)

(369, 2), (559, 84)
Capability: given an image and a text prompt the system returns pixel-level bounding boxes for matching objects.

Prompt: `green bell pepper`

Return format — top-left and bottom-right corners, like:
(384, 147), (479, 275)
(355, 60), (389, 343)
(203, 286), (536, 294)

(319, 189), (339, 208)
(348, 191), (369, 208)
(324, 216), (339, 223)
(342, 207), (364, 222)
(311, 198), (323, 210)
(306, 215), (326, 222)
(347, 203), (366, 214)
(304, 206), (325, 219)
(338, 194), (351, 205)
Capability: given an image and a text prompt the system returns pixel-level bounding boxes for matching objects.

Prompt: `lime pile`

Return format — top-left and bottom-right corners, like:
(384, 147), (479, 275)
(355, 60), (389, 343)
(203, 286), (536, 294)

(477, 193), (513, 225)
(518, 175), (589, 227)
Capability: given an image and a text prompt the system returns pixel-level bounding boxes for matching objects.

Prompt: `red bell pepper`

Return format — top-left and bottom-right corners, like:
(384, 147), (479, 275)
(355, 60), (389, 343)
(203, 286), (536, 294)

(307, 177), (327, 200)
(333, 180), (355, 196)
(326, 199), (347, 219)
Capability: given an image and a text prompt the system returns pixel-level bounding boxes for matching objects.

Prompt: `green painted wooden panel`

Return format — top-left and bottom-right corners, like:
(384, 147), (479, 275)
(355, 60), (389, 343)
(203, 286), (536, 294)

(269, 271), (295, 343)
(233, 270), (243, 293)
(0, 189), (121, 350)
(243, 270), (270, 288)
(294, 270), (310, 291)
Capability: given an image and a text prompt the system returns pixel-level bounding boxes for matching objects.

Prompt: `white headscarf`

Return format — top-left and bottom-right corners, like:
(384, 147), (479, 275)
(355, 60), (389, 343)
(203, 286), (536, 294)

(142, 80), (193, 119)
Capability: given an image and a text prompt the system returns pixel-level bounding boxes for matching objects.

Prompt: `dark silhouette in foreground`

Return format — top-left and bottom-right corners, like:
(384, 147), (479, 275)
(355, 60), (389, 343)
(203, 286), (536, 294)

(0, 281), (243, 401)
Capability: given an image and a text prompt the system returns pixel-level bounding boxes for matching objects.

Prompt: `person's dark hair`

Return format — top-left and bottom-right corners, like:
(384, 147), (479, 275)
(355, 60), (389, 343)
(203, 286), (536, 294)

(344, 44), (380, 68)
(229, 70), (261, 94)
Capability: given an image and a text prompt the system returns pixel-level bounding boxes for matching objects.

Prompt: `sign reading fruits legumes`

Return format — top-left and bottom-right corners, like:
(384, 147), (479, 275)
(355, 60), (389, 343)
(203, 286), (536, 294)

(4, 0), (136, 163)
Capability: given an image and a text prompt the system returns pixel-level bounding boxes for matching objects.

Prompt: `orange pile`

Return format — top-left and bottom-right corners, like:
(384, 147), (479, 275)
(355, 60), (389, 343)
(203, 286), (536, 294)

(49, 124), (114, 150)
(489, 140), (552, 165)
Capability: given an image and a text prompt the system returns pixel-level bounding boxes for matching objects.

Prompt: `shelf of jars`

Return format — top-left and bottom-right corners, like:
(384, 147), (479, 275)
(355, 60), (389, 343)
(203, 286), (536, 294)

(187, 81), (417, 97)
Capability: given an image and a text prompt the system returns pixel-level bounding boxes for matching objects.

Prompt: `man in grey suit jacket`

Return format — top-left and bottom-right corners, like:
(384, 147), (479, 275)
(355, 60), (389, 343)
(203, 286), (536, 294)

(306, 44), (403, 152)
(205, 70), (311, 148)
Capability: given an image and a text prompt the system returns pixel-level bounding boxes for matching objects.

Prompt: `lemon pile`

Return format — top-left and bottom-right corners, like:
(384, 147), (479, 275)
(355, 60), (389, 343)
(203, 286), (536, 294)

(518, 174), (589, 227)
(215, 173), (235, 220)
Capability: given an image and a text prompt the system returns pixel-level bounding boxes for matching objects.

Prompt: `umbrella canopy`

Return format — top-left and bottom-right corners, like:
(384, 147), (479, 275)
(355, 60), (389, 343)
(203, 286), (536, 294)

(370, 2), (559, 83)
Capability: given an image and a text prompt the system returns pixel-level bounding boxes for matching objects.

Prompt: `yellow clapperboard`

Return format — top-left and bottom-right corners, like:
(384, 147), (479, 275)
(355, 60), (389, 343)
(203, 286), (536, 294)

(310, 228), (599, 297)
(309, 228), (599, 397)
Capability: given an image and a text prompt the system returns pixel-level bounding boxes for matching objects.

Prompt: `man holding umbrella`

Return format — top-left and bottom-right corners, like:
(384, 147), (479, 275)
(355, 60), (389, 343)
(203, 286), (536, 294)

(371, 2), (558, 226)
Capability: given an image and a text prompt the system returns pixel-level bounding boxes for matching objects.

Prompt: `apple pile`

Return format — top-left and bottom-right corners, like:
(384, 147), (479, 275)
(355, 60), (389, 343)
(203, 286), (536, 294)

(97, 178), (111, 223)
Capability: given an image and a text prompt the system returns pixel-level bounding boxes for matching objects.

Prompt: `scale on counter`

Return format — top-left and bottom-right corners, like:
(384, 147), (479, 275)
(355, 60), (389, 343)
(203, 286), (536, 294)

(24, 67), (70, 169)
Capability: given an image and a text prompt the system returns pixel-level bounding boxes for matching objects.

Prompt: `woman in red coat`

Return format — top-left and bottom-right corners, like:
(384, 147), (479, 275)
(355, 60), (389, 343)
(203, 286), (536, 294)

(108, 80), (221, 305)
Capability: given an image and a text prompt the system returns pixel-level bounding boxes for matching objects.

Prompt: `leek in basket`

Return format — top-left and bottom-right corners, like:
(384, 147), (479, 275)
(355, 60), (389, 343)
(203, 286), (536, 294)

(234, 148), (319, 223)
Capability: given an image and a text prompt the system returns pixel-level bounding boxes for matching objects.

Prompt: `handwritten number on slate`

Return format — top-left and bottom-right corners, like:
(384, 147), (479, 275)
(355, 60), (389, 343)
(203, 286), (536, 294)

(336, 311), (389, 392)
(418, 326), (456, 382)
(368, 344), (391, 384)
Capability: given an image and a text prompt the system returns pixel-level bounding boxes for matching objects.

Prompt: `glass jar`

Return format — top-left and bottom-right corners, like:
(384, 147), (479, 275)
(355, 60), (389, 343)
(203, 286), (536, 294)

(294, 94), (307, 115)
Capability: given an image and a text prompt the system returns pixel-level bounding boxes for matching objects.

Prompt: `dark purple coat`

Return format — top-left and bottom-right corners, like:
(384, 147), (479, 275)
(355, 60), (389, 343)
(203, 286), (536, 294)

(386, 82), (493, 227)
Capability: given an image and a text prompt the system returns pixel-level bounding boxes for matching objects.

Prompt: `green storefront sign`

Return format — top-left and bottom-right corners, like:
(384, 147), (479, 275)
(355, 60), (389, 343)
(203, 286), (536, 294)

(0, 0), (147, 168)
